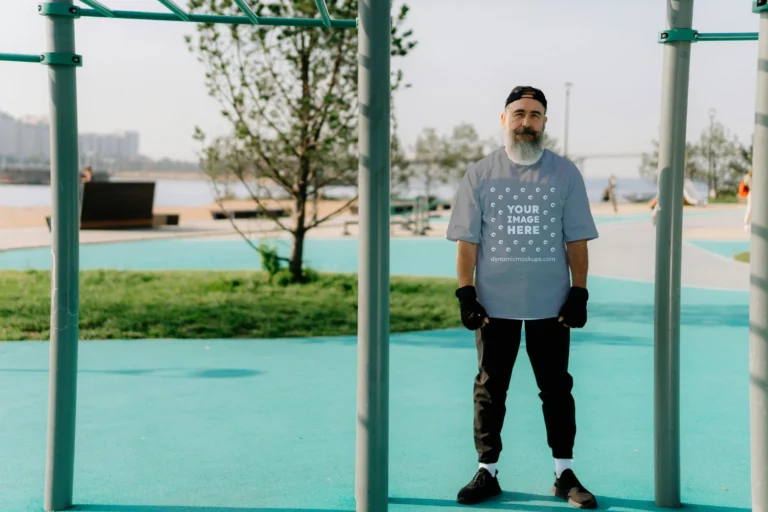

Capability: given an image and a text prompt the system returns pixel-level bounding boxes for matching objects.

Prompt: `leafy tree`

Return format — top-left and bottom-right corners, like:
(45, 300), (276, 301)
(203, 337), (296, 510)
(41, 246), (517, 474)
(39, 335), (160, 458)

(410, 127), (451, 202)
(389, 97), (413, 197)
(638, 139), (702, 184)
(637, 126), (746, 195)
(690, 122), (750, 196)
(404, 123), (491, 203)
(187, 0), (417, 282)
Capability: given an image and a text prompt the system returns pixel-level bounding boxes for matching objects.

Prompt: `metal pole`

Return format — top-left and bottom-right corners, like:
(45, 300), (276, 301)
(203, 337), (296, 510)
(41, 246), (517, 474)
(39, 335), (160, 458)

(355, 0), (391, 511)
(708, 108), (716, 197)
(44, 1), (81, 510)
(564, 82), (572, 158)
(750, 8), (768, 512)
(653, 0), (693, 507)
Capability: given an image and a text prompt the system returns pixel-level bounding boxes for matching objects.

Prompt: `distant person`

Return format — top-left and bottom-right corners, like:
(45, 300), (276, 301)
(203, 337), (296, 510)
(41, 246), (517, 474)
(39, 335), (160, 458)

(742, 169), (752, 232)
(446, 85), (599, 509)
(650, 196), (659, 226)
(602, 174), (618, 213)
(80, 166), (93, 183)
(79, 166), (93, 224)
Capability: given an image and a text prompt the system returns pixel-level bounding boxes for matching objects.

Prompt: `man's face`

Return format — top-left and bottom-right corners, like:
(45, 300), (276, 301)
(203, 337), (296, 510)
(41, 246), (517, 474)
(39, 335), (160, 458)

(500, 97), (547, 160)
(501, 97), (547, 139)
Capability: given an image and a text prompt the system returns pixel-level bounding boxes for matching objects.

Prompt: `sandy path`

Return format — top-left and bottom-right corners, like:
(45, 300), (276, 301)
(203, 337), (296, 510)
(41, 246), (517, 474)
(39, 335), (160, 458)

(0, 198), (358, 229)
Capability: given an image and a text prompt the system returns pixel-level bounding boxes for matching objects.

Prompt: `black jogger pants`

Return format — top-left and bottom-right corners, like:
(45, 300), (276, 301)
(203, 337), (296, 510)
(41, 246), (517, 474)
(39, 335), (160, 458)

(473, 317), (575, 463)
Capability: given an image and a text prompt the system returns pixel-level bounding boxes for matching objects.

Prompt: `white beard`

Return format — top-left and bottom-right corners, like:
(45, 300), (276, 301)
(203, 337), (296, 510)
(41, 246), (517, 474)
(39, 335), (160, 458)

(503, 129), (544, 165)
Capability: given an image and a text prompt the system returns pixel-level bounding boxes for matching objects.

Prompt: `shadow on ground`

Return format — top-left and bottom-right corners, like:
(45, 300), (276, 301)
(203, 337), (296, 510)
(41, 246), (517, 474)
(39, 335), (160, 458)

(295, 329), (650, 350)
(390, 492), (750, 512)
(0, 368), (262, 379)
(297, 301), (747, 351)
(72, 507), (347, 512)
(589, 303), (747, 329)
(68, 493), (752, 512)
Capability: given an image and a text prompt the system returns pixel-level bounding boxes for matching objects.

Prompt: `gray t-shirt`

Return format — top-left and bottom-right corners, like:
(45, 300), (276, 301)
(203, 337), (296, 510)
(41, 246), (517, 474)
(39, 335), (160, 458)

(446, 147), (599, 320)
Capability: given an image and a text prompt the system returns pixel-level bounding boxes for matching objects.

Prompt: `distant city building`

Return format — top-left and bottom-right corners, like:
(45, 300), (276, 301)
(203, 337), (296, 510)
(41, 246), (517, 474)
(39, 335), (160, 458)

(79, 130), (140, 159)
(0, 110), (139, 160)
(0, 111), (17, 157)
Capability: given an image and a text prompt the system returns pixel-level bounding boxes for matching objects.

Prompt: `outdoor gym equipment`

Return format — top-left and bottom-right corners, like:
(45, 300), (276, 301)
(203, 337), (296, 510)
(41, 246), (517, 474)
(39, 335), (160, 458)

(342, 197), (431, 236)
(0, 1), (391, 511)
(655, 1), (768, 510)
(4, 0), (768, 511)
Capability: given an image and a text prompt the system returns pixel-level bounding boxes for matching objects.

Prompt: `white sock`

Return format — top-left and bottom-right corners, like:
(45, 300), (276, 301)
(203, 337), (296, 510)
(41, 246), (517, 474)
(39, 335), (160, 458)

(555, 458), (572, 478)
(479, 462), (497, 477)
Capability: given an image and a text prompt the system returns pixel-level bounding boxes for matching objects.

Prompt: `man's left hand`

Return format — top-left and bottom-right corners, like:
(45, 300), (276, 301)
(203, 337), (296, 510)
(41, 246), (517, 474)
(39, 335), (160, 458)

(558, 286), (589, 328)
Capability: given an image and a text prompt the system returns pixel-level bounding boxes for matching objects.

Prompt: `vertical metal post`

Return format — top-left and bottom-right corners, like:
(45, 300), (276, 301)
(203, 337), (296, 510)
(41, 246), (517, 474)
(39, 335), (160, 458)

(750, 5), (768, 511)
(44, 1), (81, 510)
(355, 0), (391, 511)
(653, 0), (693, 507)
(708, 108), (716, 198)
(564, 82), (572, 158)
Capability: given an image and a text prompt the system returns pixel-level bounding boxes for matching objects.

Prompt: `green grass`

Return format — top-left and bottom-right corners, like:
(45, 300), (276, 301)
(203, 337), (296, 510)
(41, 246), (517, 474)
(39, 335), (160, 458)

(709, 195), (740, 204)
(0, 270), (462, 341)
(735, 251), (750, 263)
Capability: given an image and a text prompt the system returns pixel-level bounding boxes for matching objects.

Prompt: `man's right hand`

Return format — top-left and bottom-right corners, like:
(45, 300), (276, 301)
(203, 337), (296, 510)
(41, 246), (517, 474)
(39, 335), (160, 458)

(455, 285), (490, 331)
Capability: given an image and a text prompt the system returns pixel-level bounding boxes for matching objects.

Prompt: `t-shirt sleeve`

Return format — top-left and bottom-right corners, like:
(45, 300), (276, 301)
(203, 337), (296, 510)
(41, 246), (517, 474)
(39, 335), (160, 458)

(446, 169), (482, 243)
(562, 166), (599, 243)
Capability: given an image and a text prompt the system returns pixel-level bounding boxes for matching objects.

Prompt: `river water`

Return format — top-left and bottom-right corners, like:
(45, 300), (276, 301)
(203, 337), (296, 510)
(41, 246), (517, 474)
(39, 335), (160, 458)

(0, 176), (689, 208)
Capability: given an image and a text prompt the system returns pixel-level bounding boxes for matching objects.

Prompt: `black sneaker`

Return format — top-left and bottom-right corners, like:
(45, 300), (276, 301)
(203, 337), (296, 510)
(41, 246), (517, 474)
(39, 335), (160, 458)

(552, 468), (598, 509)
(456, 468), (502, 505)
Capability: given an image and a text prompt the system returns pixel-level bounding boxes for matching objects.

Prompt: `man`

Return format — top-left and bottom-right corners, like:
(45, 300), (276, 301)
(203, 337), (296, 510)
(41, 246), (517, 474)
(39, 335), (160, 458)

(80, 166), (93, 183)
(79, 166), (93, 227)
(445, 86), (599, 509)
(743, 168), (752, 232)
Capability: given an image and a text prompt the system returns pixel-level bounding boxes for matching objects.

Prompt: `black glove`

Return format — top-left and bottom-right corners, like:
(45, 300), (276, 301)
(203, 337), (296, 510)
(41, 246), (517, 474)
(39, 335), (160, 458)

(558, 286), (589, 328)
(455, 285), (489, 331)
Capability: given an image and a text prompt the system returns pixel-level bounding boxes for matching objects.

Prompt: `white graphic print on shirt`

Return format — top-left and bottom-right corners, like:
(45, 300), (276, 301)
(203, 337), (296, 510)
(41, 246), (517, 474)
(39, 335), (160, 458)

(485, 184), (561, 259)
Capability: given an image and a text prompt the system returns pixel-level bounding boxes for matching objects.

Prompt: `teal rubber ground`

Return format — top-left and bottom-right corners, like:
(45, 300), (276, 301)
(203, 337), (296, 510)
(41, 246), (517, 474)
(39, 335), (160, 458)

(687, 239), (750, 259)
(0, 234), (752, 511)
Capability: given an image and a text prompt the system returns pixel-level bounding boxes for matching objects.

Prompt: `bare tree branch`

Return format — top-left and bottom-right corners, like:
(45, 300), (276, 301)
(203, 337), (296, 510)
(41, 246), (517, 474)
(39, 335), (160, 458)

(210, 187), (265, 252)
(233, 35), (300, 157)
(307, 194), (359, 229)
(232, 169), (295, 234)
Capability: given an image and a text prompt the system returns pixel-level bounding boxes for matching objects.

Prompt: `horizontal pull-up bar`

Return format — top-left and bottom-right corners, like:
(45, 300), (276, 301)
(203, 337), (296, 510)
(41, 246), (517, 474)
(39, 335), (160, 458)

(0, 53), (42, 63)
(77, 7), (356, 28)
(659, 28), (758, 42)
(0, 52), (82, 66)
(73, 0), (343, 29)
(698, 32), (758, 41)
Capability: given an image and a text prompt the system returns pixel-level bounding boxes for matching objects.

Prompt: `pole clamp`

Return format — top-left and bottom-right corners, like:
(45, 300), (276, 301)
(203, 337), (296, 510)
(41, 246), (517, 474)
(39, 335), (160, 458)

(755, 0), (768, 13)
(38, 3), (81, 18)
(658, 28), (699, 43)
(41, 52), (83, 67)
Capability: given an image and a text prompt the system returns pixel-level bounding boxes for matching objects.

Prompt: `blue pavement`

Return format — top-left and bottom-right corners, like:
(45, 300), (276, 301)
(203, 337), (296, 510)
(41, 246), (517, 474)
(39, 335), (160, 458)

(687, 239), (750, 259)
(0, 237), (468, 273)
(0, 234), (752, 511)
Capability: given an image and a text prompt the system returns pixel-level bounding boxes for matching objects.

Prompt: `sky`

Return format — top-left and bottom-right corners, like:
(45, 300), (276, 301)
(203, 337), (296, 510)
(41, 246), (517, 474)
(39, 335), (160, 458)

(0, 0), (763, 178)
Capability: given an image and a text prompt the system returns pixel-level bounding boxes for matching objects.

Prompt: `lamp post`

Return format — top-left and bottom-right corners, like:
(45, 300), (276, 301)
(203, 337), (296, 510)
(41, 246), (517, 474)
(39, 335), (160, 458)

(564, 82), (573, 158)
(708, 108), (717, 198)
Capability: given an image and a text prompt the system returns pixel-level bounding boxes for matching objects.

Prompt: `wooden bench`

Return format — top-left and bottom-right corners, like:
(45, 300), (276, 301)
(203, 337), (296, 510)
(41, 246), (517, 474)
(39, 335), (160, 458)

(211, 208), (290, 220)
